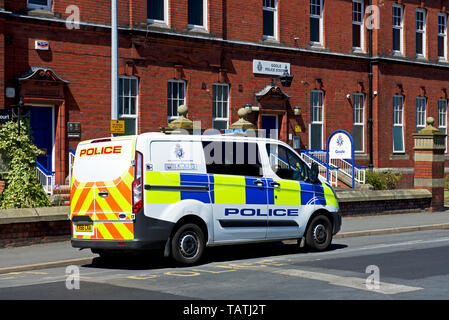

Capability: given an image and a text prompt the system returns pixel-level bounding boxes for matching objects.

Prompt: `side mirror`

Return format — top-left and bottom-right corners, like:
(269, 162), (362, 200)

(310, 162), (319, 183)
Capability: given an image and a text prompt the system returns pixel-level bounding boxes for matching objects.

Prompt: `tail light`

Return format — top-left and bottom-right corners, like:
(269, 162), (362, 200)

(132, 151), (143, 214)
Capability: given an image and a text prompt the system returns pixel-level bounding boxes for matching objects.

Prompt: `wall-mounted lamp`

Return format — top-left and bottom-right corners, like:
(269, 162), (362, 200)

(373, 90), (378, 96)
(346, 94), (351, 99)
(279, 67), (294, 87)
(293, 106), (301, 116)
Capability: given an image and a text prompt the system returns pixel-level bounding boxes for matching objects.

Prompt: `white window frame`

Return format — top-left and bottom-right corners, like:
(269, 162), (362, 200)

(188, 0), (208, 31)
(167, 79), (186, 122)
(393, 95), (405, 153)
(212, 83), (230, 130)
(310, 0), (324, 46)
(415, 8), (426, 57)
(438, 98), (448, 153)
(392, 4), (404, 54)
(309, 90), (324, 150)
(416, 96), (426, 132)
(147, 0), (169, 26)
(118, 76), (139, 135)
(353, 93), (365, 153)
(352, 0), (364, 51)
(438, 13), (447, 60)
(263, 0), (278, 40)
(27, 0), (52, 11)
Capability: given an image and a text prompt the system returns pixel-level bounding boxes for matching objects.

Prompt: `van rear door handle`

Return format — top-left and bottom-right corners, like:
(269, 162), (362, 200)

(98, 190), (109, 198)
(253, 179), (265, 187)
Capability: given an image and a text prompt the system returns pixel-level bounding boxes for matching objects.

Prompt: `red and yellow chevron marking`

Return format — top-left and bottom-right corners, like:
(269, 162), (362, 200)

(70, 166), (135, 240)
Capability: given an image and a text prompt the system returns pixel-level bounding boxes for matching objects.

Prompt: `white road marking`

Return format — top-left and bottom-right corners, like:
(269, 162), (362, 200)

(263, 267), (423, 295)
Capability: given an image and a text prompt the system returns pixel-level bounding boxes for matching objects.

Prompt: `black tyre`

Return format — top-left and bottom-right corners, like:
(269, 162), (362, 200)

(171, 223), (205, 265)
(305, 215), (333, 251)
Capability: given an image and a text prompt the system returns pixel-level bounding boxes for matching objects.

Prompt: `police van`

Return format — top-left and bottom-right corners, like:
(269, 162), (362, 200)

(70, 133), (341, 265)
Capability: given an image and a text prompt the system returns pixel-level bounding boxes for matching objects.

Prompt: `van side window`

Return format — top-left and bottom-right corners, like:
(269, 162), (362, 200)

(266, 143), (308, 181)
(202, 141), (263, 177)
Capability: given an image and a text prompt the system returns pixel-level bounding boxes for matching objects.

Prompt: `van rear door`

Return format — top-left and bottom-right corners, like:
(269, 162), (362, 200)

(70, 137), (136, 241)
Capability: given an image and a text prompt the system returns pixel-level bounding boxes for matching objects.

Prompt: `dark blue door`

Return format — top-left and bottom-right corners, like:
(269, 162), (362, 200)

(30, 107), (53, 172)
(262, 115), (278, 140)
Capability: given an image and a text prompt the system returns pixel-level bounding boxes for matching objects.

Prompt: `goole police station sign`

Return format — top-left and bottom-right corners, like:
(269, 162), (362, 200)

(328, 132), (352, 160)
(253, 59), (291, 76)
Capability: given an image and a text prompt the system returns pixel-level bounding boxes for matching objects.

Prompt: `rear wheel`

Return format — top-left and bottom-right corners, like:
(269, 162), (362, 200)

(171, 223), (205, 265)
(305, 215), (333, 251)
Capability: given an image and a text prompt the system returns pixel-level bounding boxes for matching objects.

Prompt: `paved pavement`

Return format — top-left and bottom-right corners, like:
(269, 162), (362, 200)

(0, 211), (448, 273)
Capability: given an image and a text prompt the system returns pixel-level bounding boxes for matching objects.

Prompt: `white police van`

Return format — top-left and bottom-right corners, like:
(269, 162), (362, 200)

(70, 132), (341, 265)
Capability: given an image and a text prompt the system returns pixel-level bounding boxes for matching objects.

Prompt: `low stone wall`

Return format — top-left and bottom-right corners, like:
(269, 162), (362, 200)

(0, 207), (70, 248)
(0, 189), (434, 248)
(337, 189), (432, 216)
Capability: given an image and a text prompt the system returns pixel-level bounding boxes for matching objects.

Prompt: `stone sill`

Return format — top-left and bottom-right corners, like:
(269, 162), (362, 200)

(336, 189), (432, 203)
(0, 206), (69, 225)
(389, 153), (410, 160)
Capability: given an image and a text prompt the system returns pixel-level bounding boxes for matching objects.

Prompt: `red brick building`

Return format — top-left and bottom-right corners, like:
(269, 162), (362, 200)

(1, 0), (449, 187)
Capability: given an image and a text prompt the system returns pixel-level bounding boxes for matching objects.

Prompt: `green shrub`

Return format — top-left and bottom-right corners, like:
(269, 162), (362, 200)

(0, 120), (50, 209)
(365, 170), (402, 190)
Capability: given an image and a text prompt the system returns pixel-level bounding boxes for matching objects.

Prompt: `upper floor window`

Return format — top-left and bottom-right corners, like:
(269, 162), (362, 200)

(188, 0), (207, 29)
(119, 76), (139, 135)
(212, 83), (229, 130)
(352, 0), (364, 51)
(147, 0), (168, 24)
(263, 0), (278, 40)
(310, 0), (323, 45)
(28, 0), (52, 11)
(416, 9), (426, 57)
(392, 5), (403, 53)
(438, 13), (447, 60)
(167, 80), (186, 121)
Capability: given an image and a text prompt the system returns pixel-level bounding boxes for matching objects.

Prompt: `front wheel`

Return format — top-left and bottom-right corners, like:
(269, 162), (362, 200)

(305, 215), (333, 251)
(171, 223), (205, 265)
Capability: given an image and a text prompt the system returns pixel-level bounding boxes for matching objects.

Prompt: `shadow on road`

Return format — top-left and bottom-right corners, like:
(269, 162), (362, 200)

(84, 241), (348, 271)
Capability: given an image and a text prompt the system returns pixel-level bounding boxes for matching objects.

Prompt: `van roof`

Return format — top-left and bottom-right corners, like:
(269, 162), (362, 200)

(137, 132), (284, 145)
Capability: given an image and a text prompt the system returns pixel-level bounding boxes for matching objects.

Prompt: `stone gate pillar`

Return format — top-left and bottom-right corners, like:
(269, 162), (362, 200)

(413, 117), (446, 211)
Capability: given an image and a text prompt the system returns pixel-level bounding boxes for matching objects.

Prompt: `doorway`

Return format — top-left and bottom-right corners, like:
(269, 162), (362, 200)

(261, 115), (278, 140)
(29, 106), (55, 172)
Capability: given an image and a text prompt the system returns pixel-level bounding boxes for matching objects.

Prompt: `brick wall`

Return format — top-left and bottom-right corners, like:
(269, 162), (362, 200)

(0, 220), (70, 248)
(338, 197), (431, 216)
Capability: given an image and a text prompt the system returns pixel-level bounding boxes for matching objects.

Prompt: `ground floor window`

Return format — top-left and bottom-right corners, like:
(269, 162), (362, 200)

(119, 76), (138, 135)
(353, 93), (365, 152)
(310, 90), (324, 150)
(167, 80), (186, 121)
(212, 83), (229, 130)
(393, 95), (404, 153)
(416, 96), (426, 132)
(438, 98), (447, 152)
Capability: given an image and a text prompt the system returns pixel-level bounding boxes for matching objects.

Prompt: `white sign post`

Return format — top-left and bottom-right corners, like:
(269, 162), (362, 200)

(326, 130), (355, 188)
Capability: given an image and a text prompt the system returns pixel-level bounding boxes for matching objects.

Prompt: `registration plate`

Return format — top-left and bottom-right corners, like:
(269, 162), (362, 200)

(75, 224), (93, 232)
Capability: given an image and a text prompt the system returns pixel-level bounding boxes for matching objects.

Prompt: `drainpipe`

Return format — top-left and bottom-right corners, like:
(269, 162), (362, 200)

(111, 0), (119, 122)
(367, 0), (374, 169)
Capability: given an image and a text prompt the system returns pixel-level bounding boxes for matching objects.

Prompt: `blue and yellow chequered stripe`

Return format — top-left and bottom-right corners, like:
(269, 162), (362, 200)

(145, 172), (338, 208)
